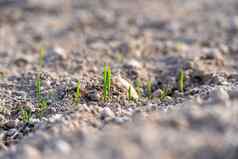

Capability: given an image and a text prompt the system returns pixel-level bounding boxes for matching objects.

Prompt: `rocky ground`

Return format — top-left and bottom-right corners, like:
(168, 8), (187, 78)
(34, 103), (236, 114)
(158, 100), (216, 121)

(0, 0), (238, 158)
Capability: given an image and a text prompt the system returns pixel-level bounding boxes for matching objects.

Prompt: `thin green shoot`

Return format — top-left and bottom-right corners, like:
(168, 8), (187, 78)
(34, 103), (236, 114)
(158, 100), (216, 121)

(128, 86), (133, 101)
(20, 108), (31, 123)
(37, 98), (48, 118)
(147, 80), (152, 99)
(134, 79), (142, 97)
(39, 47), (45, 69)
(159, 88), (169, 100)
(178, 69), (185, 92)
(74, 80), (81, 103)
(35, 76), (41, 99)
(103, 65), (111, 100)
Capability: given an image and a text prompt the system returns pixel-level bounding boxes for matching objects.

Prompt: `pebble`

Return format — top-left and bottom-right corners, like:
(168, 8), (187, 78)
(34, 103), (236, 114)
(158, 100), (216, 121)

(53, 47), (68, 60)
(5, 128), (17, 137)
(45, 47), (67, 64)
(229, 88), (238, 99)
(100, 107), (115, 119)
(113, 116), (131, 124)
(5, 120), (18, 129)
(49, 114), (63, 123)
(124, 59), (142, 69)
(152, 89), (163, 98)
(202, 48), (224, 66)
(14, 57), (29, 67)
(113, 74), (139, 100)
(87, 90), (100, 101)
(209, 87), (229, 105)
(54, 140), (71, 154)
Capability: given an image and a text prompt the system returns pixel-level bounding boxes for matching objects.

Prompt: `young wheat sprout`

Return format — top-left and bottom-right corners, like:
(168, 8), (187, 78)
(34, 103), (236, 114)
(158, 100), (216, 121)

(39, 47), (45, 69)
(74, 80), (81, 103)
(36, 47), (45, 99)
(103, 65), (111, 100)
(35, 47), (49, 118)
(159, 88), (169, 100)
(37, 99), (48, 118)
(147, 80), (152, 99)
(35, 77), (41, 98)
(178, 69), (185, 92)
(128, 86), (132, 100)
(20, 108), (31, 123)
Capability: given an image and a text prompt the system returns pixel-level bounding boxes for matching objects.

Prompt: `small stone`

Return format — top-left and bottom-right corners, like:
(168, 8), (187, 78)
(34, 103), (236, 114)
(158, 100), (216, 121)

(48, 107), (57, 114)
(212, 75), (229, 85)
(219, 44), (229, 54)
(229, 88), (238, 99)
(202, 48), (224, 66)
(209, 87), (229, 104)
(80, 104), (91, 112)
(152, 89), (163, 98)
(124, 59), (142, 69)
(49, 114), (63, 123)
(113, 116), (130, 124)
(5, 120), (18, 129)
(54, 140), (71, 154)
(5, 128), (17, 137)
(54, 47), (67, 60)
(87, 90), (100, 101)
(113, 74), (139, 100)
(14, 57), (29, 67)
(100, 107), (115, 119)
(45, 47), (67, 64)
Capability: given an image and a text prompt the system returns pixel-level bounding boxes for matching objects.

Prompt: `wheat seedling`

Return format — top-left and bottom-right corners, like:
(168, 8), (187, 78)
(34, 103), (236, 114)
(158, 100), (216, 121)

(20, 108), (31, 123)
(103, 65), (111, 100)
(74, 80), (81, 103)
(128, 86), (133, 101)
(147, 80), (152, 99)
(178, 69), (185, 92)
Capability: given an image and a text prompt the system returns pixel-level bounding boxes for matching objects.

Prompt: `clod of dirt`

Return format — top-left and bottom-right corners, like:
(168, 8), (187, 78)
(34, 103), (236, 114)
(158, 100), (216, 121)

(112, 74), (139, 100)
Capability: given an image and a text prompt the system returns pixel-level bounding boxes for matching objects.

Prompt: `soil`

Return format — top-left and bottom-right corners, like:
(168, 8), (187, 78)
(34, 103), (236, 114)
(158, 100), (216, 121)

(0, 0), (238, 158)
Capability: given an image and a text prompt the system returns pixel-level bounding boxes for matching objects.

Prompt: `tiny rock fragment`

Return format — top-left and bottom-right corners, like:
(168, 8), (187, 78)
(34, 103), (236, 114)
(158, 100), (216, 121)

(100, 107), (115, 119)
(124, 59), (142, 69)
(208, 87), (229, 105)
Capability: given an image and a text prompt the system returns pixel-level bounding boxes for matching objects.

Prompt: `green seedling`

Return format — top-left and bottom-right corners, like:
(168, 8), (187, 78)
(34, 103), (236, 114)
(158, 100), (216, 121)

(103, 65), (111, 100)
(39, 47), (46, 69)
(178, 69), (185, 92)
(35, 47), (45, 99)
(37, 98), (48, 118)
(35, 76), (41, 99)
(147, 80), (152, 99)
(35, 47), (48, 118)
(20, 108), (31, 123)
(128, 86), (133, 101)
(74, 80), (81, 103)
(159, 88), (169, 100)
(135, 79), (142, 97)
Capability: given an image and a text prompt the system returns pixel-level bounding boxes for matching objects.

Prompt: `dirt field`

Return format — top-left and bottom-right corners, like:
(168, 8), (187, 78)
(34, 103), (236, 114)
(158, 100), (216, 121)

(0, 0), (238, 158)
